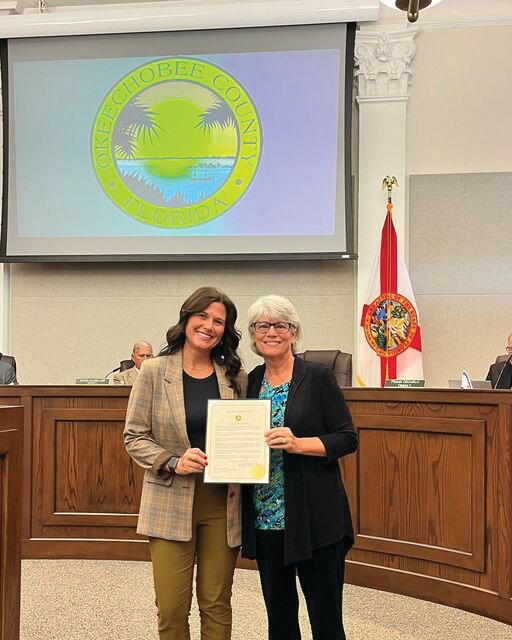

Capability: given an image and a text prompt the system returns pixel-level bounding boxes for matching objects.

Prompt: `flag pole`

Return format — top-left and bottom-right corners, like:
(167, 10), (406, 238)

(381, 176), (398, 383)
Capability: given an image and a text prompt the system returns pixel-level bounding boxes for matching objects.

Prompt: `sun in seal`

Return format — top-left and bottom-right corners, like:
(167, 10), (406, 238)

(363, 293), (418, 357)
(91, 57), (262, 229)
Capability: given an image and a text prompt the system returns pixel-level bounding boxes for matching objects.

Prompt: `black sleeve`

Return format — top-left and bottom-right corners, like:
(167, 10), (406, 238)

(317, 367), (358, 463)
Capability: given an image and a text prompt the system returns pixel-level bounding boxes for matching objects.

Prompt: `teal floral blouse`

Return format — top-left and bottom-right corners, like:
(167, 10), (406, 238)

(253, 377), (290, 530)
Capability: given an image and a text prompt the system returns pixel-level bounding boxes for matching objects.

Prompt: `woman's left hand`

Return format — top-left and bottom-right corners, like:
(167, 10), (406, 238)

(265, 427), (300, 454)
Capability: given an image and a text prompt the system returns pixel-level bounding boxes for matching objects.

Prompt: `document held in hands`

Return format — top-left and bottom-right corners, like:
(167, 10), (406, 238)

(204, 399), (271, 484)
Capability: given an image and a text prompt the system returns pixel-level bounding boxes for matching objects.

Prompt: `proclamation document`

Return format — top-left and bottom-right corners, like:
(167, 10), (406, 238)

(204, 399), (271, 484)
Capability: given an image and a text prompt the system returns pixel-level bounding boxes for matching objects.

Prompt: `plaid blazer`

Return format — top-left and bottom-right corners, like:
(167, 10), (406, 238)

(124, 351), (247, 546)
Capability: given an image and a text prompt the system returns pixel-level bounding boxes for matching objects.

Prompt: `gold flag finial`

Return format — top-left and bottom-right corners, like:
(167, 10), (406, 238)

(382, 176), (399, 204)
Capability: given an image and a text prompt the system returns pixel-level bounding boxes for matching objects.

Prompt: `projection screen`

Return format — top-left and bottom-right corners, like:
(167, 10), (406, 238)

(1, 23), (355, 261)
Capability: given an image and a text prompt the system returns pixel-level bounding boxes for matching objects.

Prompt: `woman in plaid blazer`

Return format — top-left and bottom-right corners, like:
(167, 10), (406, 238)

(124, 287), (247, 640)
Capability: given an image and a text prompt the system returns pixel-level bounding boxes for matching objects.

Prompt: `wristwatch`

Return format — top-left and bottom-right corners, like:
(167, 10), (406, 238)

(167, 456), (180, 474)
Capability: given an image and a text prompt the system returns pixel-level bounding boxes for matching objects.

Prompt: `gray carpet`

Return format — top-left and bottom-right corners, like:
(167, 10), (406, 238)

(20, 560), (511, 639)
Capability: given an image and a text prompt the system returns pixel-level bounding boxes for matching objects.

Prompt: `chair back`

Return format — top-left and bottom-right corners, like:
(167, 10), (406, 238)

(297, 349), (352, 386)
(495, 354), (509, 364)
(0, 354), (16, 375)
(120, 359), (135, 372)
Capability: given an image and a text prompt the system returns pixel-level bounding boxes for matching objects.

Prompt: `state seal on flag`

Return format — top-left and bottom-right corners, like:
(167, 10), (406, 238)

(363, 293), (418, 358)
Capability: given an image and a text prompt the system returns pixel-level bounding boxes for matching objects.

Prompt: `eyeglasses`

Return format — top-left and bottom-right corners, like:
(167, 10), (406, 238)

(252, 321), (295, 334)
(506, 346), (512, 354)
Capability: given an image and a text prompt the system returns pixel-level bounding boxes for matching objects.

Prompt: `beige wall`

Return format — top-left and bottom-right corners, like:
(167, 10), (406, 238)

(409, 172), (512, 387)
(406, 26), (512, 387)
(10, 260), (355, 384)
(408, 26), (512, 174)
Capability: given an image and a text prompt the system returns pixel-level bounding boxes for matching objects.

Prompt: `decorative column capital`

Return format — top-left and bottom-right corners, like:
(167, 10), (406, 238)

(354, 30), (418, 101)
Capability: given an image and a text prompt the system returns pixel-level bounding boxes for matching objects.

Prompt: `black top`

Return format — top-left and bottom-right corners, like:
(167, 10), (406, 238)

(498, 362), (512, 389)
(486, 360), (512, 389)
(183, 370), (220, 451)
(241, 356), (358, 566)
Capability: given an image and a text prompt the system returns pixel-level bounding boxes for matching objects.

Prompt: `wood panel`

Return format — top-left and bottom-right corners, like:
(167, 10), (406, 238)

(343, 388), (512, 626)
(0, 406), (24, 640)
(354, 414), (485, 570)
(16, 387), (148, 560)
(1, 385), (511, 624)
(39, 409), (141, 528)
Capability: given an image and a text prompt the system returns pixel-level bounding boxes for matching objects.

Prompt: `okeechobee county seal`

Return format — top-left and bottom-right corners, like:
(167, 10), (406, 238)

(91, 57), (262, 229)
(363, 292), (418, 357)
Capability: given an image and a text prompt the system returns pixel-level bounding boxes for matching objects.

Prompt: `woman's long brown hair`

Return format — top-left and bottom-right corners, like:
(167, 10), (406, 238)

(159, 286), (242, 395)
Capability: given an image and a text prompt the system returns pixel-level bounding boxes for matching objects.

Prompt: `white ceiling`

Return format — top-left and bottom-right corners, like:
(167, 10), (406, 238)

(9, 0), (512, 25)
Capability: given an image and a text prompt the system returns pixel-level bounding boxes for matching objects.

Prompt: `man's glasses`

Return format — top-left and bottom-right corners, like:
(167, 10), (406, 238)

(252, 321), (295, 334)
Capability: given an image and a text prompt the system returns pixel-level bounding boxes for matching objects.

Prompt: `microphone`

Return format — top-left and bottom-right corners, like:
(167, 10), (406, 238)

(105, 365), (121, 377)
(493, 356), (512, 389)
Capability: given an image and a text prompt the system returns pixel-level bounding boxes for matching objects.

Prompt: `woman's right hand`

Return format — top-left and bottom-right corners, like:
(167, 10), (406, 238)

(176, 448), (208, 475)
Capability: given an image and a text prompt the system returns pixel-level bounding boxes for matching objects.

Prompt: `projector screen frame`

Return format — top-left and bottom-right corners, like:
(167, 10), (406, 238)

(0, 23), (357, 263)
(0, 1), (378, 39)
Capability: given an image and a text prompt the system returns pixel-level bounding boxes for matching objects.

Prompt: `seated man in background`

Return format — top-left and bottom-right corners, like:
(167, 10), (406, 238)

(0, 357), (17, 385)
(113, 341), (153, 385)
(486, 333), (512, 389)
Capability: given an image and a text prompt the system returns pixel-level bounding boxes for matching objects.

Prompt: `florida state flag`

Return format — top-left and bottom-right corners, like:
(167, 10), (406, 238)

(356, 203), (423, 387)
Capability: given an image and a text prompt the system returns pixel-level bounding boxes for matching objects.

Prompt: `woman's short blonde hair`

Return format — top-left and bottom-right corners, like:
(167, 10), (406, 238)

(247, 295), (303, 355)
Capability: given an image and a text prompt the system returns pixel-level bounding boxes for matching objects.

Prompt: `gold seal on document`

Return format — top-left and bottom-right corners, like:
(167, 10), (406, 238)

(235, 414), (242, 422)
(251, 465), (265, 480)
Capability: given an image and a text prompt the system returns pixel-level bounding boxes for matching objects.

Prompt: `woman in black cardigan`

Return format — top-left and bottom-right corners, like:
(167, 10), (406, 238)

(242, 295), (358, 640)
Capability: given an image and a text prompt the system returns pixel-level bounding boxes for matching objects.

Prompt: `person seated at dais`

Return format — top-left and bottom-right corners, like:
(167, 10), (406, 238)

(113, 341), (153, 385)
(0, 358), (17, 385)
(486, 333), (512, 389)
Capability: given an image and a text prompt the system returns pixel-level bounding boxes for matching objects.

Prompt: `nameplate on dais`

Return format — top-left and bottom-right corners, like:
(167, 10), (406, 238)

(75, 378), (110, 385)
(384, 379), (425, 388)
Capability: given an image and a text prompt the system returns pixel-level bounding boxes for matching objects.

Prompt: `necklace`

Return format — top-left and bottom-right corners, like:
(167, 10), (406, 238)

(183, 362), (213, 371)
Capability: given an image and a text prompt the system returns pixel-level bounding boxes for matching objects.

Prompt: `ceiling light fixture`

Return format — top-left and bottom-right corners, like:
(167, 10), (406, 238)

(380, 0), (444, 23)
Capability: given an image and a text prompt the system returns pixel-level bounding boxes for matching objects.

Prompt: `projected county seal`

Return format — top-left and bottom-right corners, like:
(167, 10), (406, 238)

(91, 58), (262, 229)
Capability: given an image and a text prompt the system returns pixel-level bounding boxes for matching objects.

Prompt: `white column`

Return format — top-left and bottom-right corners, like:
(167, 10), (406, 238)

(354, 29), (417, 320)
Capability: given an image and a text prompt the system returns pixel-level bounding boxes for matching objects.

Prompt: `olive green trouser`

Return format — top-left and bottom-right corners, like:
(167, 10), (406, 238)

(149, 478), (239, 640)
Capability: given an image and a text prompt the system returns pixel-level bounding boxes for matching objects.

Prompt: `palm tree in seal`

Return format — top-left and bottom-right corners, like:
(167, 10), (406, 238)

(113, 99), (164, 160)
(195, 96), (235, 132)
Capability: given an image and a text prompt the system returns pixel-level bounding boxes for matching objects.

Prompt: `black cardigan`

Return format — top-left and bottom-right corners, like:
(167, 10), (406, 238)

(241, 356), (358, 566)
